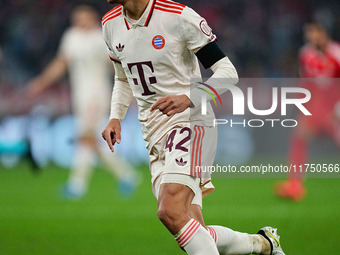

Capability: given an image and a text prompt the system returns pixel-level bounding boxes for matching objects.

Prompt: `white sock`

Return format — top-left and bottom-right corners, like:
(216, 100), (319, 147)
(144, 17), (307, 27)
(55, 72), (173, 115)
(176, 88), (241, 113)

(207, 225), (262, 254)
(174, 219), (219, 255)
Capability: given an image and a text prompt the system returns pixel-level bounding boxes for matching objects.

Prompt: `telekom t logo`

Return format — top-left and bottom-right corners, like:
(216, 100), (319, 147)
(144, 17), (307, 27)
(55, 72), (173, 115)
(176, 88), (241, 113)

(128, 61), (156, 96)
(201, 85), (312, 116)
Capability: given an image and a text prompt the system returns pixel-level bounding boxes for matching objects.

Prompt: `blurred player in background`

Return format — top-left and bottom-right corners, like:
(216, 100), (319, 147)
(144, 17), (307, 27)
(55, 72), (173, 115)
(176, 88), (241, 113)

(276, 21), (340, 201)
(102, 0), (285, 254)
(27, 3), (138, 199)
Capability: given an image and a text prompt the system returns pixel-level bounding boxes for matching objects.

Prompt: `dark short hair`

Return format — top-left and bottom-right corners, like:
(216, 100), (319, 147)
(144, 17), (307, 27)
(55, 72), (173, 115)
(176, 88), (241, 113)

(304, 20), (327, 32)
(70, 1), (100, 14)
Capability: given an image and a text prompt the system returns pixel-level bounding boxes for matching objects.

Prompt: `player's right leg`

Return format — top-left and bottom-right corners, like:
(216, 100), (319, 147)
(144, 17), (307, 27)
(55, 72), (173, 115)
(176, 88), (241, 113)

(157, 180), (219, 255)
(150, 125), (219, 254)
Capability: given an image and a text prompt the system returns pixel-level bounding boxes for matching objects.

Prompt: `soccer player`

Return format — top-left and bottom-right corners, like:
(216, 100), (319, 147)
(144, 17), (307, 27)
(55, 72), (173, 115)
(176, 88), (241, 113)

(27, 3), (137, 198)
(101, 0), (285, 254)
(276, 22), (340, 201)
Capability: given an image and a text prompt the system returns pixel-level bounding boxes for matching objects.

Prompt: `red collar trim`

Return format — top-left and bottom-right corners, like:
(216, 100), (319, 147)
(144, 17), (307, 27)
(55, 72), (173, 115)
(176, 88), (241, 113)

(144, 0), (156, 27)
(124, 18), (131, 30)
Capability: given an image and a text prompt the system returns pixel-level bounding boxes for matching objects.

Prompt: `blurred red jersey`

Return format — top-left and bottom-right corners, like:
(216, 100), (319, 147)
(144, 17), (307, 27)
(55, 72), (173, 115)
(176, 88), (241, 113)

(300, 41), (340, 78)
(298, 41), (340, 139)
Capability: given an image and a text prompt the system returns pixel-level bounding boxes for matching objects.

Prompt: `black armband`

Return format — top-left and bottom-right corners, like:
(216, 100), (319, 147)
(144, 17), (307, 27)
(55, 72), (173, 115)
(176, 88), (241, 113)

(195, 41), (226, 69)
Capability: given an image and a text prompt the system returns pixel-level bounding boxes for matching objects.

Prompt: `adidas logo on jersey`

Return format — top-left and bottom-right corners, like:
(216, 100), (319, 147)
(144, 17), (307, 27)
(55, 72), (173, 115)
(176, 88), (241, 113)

(116, 43), (125, 52)
(175, 158), (187, 166)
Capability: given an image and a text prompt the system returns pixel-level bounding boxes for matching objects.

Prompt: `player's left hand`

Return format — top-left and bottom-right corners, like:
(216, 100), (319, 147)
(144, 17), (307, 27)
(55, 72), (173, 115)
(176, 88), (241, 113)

(150, 95), (191, 116)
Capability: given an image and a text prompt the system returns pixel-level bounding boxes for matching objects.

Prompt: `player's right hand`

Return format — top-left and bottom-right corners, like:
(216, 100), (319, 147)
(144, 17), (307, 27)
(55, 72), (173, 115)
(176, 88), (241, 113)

(102, 118), (121, 153)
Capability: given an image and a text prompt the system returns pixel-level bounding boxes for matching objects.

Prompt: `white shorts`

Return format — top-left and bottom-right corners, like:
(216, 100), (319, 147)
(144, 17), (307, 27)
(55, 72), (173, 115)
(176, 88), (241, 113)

(149, 125), (218, 206)
(153, 173), (203, 207)
(73, 97), (109, 137)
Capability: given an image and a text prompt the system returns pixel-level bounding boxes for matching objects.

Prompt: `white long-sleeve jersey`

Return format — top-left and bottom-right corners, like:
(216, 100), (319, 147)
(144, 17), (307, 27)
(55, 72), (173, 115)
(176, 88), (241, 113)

(102, 0), (238, 150)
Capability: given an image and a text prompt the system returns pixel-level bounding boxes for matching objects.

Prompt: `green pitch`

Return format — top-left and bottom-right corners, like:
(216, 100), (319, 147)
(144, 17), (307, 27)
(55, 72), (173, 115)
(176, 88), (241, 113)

(0, 162), (339, 254)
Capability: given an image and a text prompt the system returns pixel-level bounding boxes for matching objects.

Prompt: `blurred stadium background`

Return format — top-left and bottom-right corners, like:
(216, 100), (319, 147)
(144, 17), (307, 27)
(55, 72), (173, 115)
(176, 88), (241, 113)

(0, 0), (339, 254)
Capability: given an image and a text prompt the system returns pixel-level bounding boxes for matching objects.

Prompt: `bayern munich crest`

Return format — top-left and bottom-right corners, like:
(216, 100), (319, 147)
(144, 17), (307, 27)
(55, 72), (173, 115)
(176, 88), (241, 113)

(152, 35), (165, 49)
